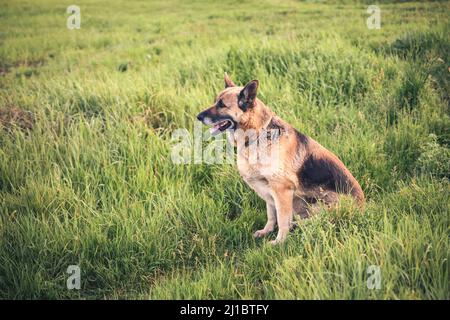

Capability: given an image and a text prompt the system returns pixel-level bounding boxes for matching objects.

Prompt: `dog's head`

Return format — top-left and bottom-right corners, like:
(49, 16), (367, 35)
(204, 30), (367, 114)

(197, 74), (259, 135)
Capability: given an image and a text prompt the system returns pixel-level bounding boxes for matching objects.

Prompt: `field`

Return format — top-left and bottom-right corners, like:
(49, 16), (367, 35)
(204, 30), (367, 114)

(0, 0), (449, 299)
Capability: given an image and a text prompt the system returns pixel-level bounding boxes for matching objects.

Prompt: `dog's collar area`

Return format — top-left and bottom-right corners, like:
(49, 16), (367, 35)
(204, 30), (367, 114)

(243, 130), (281, 148)
(262, 115), (274, 131)
(242, 116), (287, 148)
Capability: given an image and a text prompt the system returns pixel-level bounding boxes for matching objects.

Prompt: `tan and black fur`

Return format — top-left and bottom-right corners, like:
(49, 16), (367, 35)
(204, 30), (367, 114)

(197, 74), (364, 244)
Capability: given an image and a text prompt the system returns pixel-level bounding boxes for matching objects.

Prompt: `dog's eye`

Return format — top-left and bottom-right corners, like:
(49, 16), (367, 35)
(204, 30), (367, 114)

(216, 100), (225, 108)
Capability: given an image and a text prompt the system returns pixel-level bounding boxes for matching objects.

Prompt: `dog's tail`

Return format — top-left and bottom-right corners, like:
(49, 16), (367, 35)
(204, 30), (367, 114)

(324, 152), (366, 210)
(334, 165), (365, 210)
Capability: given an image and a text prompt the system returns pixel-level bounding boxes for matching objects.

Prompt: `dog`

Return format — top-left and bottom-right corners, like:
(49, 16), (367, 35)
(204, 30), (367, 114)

(197, 74), (364, 244)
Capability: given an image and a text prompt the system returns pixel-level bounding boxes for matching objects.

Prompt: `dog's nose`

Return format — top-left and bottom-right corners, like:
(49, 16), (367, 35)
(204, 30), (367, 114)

(197, 112), (205, 122)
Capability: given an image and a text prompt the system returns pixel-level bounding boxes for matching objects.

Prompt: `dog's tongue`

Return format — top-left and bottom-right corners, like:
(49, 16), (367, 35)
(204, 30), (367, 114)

(210, 123), (222, 136)
(209, 120), (231, 136)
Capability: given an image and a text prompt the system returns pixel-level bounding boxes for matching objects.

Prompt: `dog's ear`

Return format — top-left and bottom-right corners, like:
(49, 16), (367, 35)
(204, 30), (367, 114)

(238, 80), (259, 111)
(224, 72), (236, 88)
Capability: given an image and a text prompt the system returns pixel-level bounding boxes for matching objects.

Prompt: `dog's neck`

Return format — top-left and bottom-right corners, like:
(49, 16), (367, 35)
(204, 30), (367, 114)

(238, 100), (274, 132)
(232, 101), (279, 150)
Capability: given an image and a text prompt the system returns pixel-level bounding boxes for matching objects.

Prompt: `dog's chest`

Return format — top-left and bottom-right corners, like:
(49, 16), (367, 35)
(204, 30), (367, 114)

(236, 150), (278, 181)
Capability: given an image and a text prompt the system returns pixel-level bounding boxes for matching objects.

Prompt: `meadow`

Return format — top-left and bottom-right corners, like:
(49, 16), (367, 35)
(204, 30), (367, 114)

(0, 0), (449, 299)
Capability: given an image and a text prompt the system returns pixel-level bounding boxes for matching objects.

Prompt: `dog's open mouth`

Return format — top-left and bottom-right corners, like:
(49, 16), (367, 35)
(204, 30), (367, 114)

(210, 119), (233, 135)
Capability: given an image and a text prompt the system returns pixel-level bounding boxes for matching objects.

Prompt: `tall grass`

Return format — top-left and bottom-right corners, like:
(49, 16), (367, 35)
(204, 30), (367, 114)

(0, 0), (448, 299)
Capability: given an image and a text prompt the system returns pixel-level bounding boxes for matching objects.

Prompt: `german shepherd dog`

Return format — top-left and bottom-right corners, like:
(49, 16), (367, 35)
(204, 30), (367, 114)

(197, 74), (364, 244)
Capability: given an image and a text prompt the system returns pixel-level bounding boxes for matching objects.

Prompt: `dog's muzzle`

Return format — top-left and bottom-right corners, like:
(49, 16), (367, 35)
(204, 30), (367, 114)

(197, 111), (234, 136)
(196, 111), (207, 122)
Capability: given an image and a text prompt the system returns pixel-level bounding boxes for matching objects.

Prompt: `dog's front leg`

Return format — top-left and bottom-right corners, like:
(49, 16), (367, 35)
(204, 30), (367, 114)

(270, 185), (294, 245)
(253, 202), (276, 238)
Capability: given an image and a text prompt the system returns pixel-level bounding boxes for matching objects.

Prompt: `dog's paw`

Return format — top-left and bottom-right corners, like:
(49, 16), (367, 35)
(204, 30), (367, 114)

(269, 236), (287, 245)
(253, 229), (269, 238)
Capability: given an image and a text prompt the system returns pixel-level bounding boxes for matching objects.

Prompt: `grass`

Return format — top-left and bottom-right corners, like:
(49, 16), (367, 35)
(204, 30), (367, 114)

(0, 0), (449, 299)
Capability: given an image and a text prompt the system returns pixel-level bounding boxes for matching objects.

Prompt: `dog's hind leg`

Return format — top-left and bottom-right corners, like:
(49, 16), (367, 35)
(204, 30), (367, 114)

(293, 196), (323, 218)
(293, 196), (312, 219)
(320, 191), (340, 209)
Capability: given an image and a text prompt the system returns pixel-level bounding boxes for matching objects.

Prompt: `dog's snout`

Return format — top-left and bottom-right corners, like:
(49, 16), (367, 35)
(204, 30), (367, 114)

(197, 112), (205, 122)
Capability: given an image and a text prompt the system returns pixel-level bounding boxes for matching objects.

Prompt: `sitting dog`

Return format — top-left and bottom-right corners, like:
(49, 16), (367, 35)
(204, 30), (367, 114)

(197, 74), (364, 244)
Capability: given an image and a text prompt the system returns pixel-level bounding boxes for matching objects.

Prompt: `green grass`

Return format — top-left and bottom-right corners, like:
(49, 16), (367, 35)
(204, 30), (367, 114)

(0, 0), (449, 299)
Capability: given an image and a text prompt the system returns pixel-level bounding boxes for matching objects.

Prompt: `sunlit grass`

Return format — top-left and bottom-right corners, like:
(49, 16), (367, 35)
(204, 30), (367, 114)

(0, 0), (448, 299)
